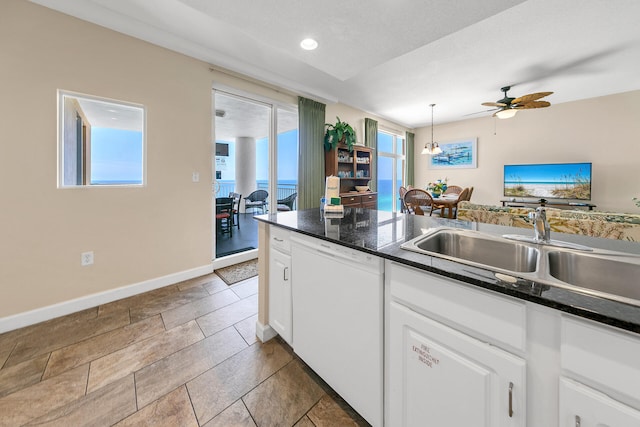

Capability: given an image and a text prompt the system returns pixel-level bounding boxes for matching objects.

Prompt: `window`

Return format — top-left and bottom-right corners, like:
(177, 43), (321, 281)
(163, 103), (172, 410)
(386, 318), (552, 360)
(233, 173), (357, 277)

(58, 91), (144, 187)
(377, 130), (405, 212)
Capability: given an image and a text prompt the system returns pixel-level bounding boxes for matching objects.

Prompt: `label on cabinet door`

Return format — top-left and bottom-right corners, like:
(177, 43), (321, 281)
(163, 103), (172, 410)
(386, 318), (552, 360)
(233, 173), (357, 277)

(412, 343), (440, 368)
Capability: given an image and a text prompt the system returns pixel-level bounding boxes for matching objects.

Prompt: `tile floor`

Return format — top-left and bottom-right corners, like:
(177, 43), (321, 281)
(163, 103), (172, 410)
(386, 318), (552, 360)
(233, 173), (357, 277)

(0, 272), (370, 426)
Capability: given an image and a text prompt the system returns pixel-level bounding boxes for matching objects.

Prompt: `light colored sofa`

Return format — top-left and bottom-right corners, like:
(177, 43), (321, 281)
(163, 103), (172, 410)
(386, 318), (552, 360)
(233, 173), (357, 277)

(456, 201), (640, 242)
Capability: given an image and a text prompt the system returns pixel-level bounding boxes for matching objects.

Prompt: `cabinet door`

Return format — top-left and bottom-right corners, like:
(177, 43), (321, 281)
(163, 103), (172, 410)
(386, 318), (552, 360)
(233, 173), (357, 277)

(268, 248), (292, 344)
(389, 301), (526, 427)
(559, 377), (640, 427)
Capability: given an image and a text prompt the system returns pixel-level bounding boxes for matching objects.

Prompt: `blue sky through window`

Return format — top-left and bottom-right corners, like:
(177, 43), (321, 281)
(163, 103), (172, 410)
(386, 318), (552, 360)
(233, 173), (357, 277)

(90, 127), (143, 185)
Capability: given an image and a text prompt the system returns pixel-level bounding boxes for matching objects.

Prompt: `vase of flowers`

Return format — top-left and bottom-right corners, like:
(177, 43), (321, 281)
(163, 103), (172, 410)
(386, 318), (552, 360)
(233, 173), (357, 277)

(427, 179), (448, 198)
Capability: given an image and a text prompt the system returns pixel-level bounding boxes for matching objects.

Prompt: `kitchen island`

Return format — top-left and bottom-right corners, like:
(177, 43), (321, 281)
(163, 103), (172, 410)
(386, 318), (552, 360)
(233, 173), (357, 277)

(255, 208), (640, 426)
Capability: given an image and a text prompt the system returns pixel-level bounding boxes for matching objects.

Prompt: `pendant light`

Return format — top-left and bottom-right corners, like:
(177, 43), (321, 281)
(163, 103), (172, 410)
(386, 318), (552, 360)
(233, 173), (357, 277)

(421, 104), (443, 155)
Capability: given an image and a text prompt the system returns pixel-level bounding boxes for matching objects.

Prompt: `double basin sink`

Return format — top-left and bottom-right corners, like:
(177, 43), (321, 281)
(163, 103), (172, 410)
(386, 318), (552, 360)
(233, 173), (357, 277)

(401, 228), (640, 307)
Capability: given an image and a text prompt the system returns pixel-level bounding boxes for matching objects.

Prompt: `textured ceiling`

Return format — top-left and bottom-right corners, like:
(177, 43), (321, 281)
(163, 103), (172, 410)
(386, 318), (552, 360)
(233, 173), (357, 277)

(32, 0), (640, 128)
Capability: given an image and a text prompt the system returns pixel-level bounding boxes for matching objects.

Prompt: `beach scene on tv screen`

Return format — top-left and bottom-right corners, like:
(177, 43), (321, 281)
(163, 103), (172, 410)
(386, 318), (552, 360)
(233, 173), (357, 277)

(504, 163), (592, 200)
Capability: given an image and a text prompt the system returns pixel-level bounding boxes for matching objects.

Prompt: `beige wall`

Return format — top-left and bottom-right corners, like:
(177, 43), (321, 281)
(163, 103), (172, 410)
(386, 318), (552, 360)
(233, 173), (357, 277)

(325, 103), (412, 145)
(0, 1), (214, 318)
(415, 90), (640, 213)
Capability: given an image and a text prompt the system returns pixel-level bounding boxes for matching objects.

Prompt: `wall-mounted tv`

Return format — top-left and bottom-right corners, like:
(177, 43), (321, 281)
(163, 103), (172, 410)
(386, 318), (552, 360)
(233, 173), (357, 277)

(504, 162), (592, 201)
(215, 142), (229, 157)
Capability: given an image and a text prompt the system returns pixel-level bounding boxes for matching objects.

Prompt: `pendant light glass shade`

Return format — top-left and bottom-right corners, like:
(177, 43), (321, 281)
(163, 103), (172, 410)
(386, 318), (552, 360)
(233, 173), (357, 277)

(422, 104), (442, 155)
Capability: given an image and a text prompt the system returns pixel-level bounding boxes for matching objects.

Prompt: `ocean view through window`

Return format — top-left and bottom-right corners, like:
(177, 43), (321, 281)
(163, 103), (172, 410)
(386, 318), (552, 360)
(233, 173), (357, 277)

(377, 130), (405, 212)
(58, 91), (144, 187)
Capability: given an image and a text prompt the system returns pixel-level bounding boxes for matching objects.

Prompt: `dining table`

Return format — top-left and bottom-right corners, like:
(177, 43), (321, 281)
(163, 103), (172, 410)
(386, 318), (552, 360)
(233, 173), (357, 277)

(433, 193), (461, 219)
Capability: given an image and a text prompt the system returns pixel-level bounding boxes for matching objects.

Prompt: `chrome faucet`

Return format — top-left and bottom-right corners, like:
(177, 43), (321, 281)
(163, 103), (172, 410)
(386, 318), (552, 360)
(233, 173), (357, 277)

(529, 207), (551, 243)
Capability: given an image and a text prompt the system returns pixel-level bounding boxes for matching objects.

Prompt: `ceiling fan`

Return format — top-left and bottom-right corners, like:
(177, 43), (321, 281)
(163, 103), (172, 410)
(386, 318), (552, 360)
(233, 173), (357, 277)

(481, 86), (553, 119)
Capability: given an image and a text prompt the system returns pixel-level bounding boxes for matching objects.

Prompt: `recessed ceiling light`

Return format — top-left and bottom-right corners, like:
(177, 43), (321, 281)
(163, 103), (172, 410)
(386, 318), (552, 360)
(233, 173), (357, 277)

(300, 38), (318, 50)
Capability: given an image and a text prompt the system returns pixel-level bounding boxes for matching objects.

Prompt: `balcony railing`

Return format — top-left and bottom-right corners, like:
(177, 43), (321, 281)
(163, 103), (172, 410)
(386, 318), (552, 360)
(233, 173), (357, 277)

(214, 181), (298, 210)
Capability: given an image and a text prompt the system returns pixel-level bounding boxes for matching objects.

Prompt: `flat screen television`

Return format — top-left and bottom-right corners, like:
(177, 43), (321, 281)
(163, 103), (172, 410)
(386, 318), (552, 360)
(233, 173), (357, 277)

(503, 162), (592, 201)
(215, 142), (229, 157)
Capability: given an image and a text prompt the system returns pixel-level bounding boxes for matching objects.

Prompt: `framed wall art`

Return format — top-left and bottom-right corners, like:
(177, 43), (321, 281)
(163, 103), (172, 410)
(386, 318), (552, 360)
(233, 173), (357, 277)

(428, 137), (477, 169)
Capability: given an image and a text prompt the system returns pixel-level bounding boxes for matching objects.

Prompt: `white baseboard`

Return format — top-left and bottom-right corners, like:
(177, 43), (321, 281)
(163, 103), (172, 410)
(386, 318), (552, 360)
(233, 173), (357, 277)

(0, 264), (213, 334)
(255, 320), (277, 343)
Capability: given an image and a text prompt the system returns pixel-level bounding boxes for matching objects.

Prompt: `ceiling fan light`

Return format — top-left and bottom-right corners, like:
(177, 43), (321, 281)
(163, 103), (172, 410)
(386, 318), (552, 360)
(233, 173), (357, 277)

(496, 108), (518, 119)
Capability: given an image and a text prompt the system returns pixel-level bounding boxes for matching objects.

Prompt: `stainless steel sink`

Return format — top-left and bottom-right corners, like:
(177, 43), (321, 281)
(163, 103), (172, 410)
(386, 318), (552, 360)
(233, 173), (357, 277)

(402, 227), (640, 307)
(547, 251), (640, 304)
(401, 229), (539, 273)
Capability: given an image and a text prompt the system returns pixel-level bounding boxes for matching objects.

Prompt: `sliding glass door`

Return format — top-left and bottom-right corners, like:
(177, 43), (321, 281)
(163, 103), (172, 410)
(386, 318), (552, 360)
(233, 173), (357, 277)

(213, 90), (298, 261)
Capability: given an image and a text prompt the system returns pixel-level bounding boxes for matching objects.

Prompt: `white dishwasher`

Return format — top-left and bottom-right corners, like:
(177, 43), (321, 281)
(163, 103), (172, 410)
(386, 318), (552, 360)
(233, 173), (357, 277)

(291, 233), (384, 427)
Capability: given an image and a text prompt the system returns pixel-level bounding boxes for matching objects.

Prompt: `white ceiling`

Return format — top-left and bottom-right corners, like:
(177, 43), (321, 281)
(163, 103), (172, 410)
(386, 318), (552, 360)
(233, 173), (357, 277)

(76, 97), (144, 132)
(32, 0), (640, 128)
(213, 92), (299, 142)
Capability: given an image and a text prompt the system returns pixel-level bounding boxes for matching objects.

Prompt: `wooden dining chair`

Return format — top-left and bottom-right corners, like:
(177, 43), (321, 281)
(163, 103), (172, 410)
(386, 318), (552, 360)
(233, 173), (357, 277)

(228, 192), (242, 229)
(444, 185), (463, 195)
(399, 186), (408, 213)
(215, 197), (234, 236)
(403, 188), (435, 216)
(450, 187), (471, 218)
(466, 186), (474, 201)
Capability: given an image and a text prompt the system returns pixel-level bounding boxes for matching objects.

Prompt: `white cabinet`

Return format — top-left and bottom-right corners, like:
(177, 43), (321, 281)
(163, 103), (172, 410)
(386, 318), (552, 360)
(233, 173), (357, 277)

(560, 316), (640, 426)
(387, 261), (527, 427)
(268, 226), (292, 344)
(559, 377), (640, 427)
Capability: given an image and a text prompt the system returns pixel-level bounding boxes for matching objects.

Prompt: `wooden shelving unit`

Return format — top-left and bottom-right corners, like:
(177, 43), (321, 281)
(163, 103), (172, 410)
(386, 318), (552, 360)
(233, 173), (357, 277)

(325, 144), (377, 208)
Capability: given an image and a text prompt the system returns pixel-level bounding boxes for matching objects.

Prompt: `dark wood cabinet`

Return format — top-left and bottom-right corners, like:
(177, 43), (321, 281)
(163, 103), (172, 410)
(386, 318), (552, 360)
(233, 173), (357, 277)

(341, 192), (378, 208)
(325, 144), (377, 208)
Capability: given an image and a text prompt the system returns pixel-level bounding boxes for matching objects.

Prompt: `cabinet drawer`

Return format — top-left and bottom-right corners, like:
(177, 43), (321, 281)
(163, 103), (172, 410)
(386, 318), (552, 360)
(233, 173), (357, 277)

(388, 262), (527, 353)
(341, 195), (361, 207)
(269, 225), (291, 253)
(361, 193), (377, 208)
(561, 316), (640, 402)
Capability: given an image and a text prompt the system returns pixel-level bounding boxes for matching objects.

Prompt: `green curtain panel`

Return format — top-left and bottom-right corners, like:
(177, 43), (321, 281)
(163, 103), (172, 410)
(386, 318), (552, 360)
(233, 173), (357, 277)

(364, 118), (378, 192)
(406, 131), (415, 187)
(298, 97), (326, 209)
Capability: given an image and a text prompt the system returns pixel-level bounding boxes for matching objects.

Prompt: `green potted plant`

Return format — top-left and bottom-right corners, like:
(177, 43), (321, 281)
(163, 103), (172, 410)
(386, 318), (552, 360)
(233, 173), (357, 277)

(324, 116), (356, 152)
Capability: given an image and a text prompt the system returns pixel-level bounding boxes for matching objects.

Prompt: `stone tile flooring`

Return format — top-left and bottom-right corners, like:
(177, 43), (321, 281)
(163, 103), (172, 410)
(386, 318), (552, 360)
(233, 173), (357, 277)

(0, 272), (370, 426)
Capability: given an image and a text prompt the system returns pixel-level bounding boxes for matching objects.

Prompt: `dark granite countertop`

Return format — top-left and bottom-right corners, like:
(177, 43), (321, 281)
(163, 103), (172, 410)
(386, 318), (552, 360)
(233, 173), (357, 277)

(255, 208), (640, 334)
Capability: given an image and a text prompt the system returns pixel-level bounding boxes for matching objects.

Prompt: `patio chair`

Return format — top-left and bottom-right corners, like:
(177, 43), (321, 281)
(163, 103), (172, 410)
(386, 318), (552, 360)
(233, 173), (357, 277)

(244, 190), (268, 214)
(277, 192), (297, 211)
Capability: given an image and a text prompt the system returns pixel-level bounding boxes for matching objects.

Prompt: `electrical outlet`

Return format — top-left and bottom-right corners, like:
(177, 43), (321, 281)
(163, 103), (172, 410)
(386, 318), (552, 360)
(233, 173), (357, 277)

(81, 251), (94, 266)
(192, 172), (200, 182)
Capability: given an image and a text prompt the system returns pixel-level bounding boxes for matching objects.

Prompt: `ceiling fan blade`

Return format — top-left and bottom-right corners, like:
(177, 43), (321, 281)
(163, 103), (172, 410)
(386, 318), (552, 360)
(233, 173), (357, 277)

(511, 91), (553, 105)
(513, 100), (551, 110)
(464, 108), (498, 117)
(481, 102), (507, 107)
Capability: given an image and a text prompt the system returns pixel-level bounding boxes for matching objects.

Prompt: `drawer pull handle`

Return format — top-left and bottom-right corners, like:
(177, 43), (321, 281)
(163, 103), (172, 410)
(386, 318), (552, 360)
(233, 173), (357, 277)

(508, 382), (514, 417)
(273, 237), (284, 242)
(283, 266), (289, 281)
(575, 415), (581, 427)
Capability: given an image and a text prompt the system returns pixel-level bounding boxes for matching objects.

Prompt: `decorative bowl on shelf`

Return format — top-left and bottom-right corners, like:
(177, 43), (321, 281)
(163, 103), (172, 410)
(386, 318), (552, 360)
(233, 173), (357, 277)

(355, 185), (370, 192)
